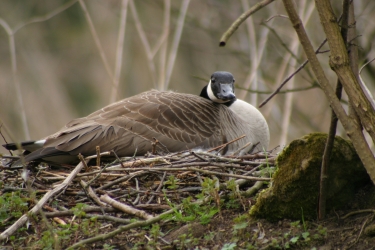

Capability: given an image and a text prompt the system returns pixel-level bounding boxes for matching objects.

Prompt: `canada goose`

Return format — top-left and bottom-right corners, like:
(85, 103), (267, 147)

(3, 71), (269, 166)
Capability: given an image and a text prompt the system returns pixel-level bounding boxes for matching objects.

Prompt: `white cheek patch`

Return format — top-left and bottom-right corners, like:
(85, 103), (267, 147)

(35, 140), (46, 146)
(207, 81), (228, 103)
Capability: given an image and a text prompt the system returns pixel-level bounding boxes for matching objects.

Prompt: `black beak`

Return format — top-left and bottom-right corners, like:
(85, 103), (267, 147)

(217, 83), (236, 101)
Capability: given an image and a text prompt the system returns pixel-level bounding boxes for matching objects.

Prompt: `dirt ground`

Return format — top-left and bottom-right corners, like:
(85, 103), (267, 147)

(106, 195), (375, 250)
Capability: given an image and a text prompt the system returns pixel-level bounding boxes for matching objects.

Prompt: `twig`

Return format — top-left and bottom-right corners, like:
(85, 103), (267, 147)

(95, 170), (146, 190)
(67, 204), (179, 249)
(319, 0), (349, 220)
(67, 195), (213, 249)
(219, 0), (275, 46)
(96, 146), (101, 167)
(0, 161), (86, 240)
(44, 209), (131, 224)
(235, 84), (319, 95)
(132, 178), (140, 205)
(358, 57), (375, 110)
(259, 38), (327, 108)
(107, 157), (170, 169)
(0, 123), (13, 156)
(153, 137), (170, 153)
(230, 142), (252, 156)
(195, 152), (242, 163)
(147, 171), (167, 204)
(207, 135), (246, 153)
(110, 0), (129, 103)
(164, 0), (190, 89)
(13, 0), (78, 33)
(264, 14), (289, 22)
(135, 204), (171, 210)
(80, 180), (107, 207)
(78, 153), (89, 172)
(165, 167), (270, 181)
(100, 194), (153, 220)
(157, 0), (170, 90)
(78, 0), (115, 85)
(341, 209), (375, 219)
(129, 0), (157, 87)
(355, 216), (371, 243)
(359, 57), (375, 75)
(262, 22), (299, 61)
(44, 206), (117, 217)
(191, 151), (208, 162)
(151, 138), (159, 155)
(85, 151), (111, 160)
(242, 180), (265, 197)
(0, 20), (29, 139)
(111, 150), (126, 168)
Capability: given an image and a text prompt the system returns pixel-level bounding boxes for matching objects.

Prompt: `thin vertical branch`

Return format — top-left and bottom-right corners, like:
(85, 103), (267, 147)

(164, 0), (191, 90)
(129, 0), (157, 88)
(110, 0), (129, 103)
(280, 0), (315, 146)
(239, 0), (258, 103)
(0, 19), (30, 140)
(319, 0), (357, 220)
(9, 34), (29, 140)
(79, 0), (115, 84)
(157, 0), (171, 90)
(0, 0), (78, 141)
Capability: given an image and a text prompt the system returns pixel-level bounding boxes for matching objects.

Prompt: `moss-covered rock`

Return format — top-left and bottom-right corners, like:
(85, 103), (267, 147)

(250, 133), (370, 221)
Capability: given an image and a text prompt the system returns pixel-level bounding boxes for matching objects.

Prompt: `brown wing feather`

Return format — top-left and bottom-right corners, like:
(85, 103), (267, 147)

(42, 90), (224, 158)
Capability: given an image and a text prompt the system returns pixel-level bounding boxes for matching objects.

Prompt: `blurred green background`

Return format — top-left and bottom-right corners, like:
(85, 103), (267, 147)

(1, 0), (374, 155)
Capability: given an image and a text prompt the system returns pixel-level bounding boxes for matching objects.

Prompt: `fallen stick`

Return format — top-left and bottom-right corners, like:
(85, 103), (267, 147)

(67, 205), (178, 249)
(100, 194), (153, 220)
(104, 166), (271, 181)
(0, 161), (86, 240)
(80, 180), (107, 207)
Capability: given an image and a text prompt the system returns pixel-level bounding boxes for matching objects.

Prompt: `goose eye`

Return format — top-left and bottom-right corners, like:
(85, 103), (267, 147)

(233, 79), (235, 83)
(211, 78), (216, 83)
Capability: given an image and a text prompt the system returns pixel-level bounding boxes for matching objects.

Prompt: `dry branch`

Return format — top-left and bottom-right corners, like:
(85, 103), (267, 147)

(110, 0), (129, 103)
(219, 0), (275, 46)
(282, 0), (375, 184)
(100, 194), (153, 220)
(0, 161), (86, 240)
(315, 0), (375, 145)
(80, 180), (107, 207)
(259, 39), (327, 108)
(67, 204), (180, 249)
(78, 0), (115, 85)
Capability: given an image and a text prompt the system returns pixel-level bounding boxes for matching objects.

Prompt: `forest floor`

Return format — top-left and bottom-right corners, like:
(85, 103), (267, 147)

(1, 150), (375, 250)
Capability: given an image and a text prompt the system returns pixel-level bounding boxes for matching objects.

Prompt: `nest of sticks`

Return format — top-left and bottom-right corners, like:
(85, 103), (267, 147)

(0, 140), (276, 248)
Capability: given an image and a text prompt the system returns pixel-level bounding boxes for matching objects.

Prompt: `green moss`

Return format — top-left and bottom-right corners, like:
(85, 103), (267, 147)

(250, 133), (370, 221)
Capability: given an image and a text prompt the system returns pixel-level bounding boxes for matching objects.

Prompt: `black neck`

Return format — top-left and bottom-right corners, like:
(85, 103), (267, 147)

(200, 85), (209, 100)
(199, 85), (235, 107)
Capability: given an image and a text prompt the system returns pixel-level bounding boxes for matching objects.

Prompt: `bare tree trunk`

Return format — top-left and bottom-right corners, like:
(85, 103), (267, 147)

(282, 0), (375, 184)
(315, 0), (375, 143)
(318, 0), (351, 221)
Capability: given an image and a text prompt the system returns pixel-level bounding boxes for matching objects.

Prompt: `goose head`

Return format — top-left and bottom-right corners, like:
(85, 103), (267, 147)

(201, 71), (270, 152)
(200, 71), (236, 106)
